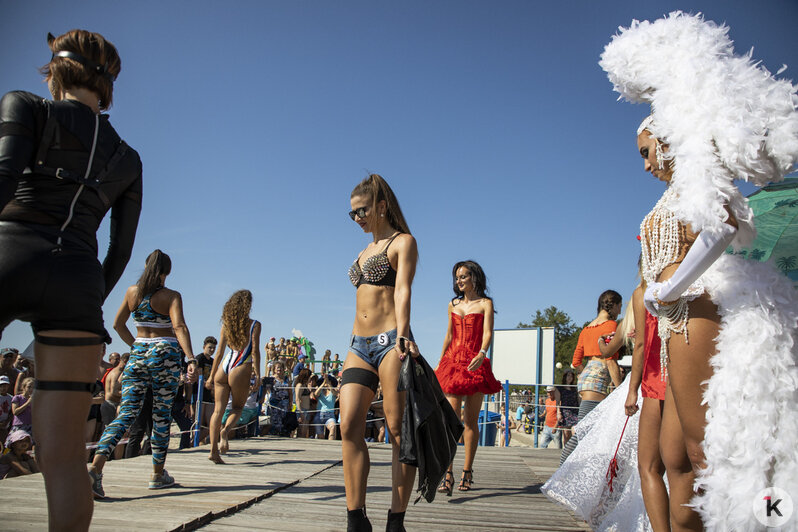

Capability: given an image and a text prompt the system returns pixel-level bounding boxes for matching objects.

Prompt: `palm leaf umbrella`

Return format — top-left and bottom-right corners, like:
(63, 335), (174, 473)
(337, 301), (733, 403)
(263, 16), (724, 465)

(730, 177), (798, 286)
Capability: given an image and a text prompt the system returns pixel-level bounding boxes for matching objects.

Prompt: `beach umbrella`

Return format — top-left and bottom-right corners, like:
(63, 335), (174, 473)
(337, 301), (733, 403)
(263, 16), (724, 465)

(731, 177), (798, 286)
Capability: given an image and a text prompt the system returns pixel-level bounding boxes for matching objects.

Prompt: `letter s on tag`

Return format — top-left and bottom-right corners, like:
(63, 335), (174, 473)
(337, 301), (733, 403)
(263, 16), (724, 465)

(378, 333), (389, 346)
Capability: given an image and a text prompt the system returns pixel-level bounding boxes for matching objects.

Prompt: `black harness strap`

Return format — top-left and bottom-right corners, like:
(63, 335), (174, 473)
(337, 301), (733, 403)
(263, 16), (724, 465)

(31, 102), (130, 195)
(32, 102), (84, 182)
(35, 380), (101, 394)
(33, 104), (57, 169)
(35, 334), (104, 346)
(92, 140), (130, 208)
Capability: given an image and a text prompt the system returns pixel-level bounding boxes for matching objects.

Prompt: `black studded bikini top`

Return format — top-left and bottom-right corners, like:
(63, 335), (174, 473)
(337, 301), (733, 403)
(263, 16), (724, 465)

(348, 233), (400, 288)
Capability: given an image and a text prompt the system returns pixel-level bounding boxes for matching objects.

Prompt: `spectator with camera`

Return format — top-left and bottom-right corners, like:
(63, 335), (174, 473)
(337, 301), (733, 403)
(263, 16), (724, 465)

(311, 373), (338, 440)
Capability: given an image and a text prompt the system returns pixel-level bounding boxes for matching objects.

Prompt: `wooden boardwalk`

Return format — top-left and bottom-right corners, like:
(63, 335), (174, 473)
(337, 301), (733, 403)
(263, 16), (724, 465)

(0, 438), (589, 531)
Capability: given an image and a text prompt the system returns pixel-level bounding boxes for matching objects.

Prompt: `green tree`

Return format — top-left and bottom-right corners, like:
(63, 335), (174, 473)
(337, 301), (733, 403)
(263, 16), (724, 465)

(517, 306), (583, 384)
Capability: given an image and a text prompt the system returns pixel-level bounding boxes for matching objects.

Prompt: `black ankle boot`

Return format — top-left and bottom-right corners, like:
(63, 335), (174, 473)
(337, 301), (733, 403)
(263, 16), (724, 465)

(347, 507), (372, 532)
(386, 510), (406, 532)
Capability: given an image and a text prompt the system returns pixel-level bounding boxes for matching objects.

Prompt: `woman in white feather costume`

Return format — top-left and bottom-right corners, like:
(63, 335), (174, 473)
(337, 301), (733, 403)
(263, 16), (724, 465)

(597, 11), (798, 532)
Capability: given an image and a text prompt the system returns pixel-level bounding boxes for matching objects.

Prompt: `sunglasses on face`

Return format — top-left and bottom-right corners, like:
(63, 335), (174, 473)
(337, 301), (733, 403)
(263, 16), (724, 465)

(348, 206), (369, 221)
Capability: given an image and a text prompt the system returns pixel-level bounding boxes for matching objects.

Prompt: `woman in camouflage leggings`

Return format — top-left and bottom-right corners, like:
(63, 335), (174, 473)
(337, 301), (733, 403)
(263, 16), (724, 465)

(87, 250), (197, 498)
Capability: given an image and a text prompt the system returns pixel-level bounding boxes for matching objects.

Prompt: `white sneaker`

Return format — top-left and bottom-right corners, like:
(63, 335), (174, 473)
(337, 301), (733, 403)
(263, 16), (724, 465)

(148, 469), (175, 490)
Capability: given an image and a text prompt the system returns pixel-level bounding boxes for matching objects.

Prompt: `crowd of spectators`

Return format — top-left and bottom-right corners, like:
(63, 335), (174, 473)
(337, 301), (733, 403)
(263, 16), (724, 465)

(0, 335), (384, 480)
(509, 377), (584, 450)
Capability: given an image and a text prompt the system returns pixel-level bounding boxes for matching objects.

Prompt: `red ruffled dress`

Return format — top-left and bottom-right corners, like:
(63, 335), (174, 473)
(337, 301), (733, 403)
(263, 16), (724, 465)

(435, 313), (502, 396)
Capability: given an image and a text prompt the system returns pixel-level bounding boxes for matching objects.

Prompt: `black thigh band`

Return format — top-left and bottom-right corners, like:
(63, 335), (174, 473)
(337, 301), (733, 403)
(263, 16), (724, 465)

(341, 368), (379, 393)
(36, 380), (101, 394)
(35, 334), (105, 346)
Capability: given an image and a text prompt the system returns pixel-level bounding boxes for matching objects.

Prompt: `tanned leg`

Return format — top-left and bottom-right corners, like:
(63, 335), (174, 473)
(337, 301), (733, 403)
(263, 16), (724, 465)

(660, 385), (702, 531)
(462, 393), (484, 471)
(35, 331), (103, 532)
(208, 368), (231, 463)
(379, 348), (416, 513)
(668, 295), (719, 470)
(638, 397), (669, 532)
(220, 363), (252, 453)
(444, 394), (462, 474)
(340, 354), (377, 511)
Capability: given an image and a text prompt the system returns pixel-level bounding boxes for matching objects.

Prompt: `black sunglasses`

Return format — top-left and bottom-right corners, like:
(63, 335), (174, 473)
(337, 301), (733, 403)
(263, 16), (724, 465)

(348, 206), (369, 221)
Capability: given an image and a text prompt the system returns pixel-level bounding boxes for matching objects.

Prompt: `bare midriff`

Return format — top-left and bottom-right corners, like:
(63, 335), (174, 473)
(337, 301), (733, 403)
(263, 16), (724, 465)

(581, 390), (606, 402)
(135, 326), (176, 339)
(353, 285), (396, 337)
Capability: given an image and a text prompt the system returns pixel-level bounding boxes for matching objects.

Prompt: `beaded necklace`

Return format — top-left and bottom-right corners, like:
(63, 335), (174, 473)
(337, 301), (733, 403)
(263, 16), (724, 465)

(639, 187), (704, 379)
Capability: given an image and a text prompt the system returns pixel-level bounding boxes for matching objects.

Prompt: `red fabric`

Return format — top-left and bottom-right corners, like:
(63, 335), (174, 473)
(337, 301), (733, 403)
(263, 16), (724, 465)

(544, 397), (558, 427)
(435, 313), (502, 396)
(100, 367), (113, 388)
(571, 320), (618, 367)
(606, 415), (632, 493)
(641, 311), (666, 400)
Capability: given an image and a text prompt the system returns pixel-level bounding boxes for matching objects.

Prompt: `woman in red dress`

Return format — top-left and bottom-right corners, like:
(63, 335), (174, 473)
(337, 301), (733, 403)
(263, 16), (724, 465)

(600, 282), (669, 531)
(435, 260), (501, 495)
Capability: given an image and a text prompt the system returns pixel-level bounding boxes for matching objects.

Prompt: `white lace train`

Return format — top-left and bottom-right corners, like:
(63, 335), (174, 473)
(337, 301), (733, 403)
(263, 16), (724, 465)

(542, 378), (652, 531)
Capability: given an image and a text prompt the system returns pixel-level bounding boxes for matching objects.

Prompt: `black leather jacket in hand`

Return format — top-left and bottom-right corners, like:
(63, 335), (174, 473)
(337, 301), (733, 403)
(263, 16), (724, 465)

(398, 353), (464, 503)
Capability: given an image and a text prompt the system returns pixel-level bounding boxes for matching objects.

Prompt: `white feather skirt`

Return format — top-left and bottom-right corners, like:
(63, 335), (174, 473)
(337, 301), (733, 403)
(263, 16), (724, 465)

(695, 254), (798, 531)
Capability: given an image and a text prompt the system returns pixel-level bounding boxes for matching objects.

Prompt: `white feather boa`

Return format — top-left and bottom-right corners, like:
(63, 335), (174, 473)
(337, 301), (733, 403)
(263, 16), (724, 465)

(697, 255), (798, 531)
(599, 11), (798, 248)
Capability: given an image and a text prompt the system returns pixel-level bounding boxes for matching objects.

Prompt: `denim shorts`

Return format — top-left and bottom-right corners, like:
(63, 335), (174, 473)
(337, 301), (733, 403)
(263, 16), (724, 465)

(315, 410), (336, 436)
(349, 329), (413, 370)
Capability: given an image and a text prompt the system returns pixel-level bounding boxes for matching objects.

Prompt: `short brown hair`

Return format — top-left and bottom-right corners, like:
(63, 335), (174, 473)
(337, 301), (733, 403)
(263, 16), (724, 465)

(40, 30), (121, 110)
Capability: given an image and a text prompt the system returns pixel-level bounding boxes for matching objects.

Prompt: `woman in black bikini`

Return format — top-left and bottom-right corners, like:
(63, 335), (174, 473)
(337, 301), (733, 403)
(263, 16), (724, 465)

(0, 30), (141, 530)
(341, 173), (418, 532)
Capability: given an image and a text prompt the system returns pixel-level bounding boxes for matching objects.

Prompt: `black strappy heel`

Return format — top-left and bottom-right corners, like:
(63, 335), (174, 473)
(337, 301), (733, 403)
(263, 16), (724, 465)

(437, 470), (454, 496)
(458, 469), (473, 491)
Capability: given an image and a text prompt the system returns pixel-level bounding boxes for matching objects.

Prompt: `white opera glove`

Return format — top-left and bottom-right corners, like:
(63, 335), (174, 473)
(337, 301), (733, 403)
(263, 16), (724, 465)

(644, 223), (736, 315)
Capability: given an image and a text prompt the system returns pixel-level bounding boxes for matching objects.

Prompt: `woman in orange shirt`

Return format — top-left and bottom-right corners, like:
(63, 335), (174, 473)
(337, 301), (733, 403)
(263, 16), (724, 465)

(560, 290), (622, 464)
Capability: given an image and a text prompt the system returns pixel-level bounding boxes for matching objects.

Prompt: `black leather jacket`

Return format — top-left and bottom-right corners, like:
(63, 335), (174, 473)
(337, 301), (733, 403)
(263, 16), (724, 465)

(398, 354), (464, 503)
(0, 91), (142, 298)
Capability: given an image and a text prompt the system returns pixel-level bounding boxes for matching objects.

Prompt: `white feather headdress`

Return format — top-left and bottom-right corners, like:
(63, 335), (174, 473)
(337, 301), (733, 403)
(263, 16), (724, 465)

(599, 11), (798, 247)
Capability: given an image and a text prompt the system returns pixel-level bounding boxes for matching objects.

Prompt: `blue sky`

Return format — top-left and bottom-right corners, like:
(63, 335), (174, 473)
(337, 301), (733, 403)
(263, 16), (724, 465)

(2, 1), (797, 374)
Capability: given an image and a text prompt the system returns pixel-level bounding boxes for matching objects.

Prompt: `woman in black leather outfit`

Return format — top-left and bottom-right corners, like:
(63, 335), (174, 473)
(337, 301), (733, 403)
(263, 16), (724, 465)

(0, 30), (142, 530)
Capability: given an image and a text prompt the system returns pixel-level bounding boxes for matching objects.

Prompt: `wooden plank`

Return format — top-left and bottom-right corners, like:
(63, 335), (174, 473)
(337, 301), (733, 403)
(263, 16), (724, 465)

(0, 438), (588, 531)
(202, 442), (589, 532)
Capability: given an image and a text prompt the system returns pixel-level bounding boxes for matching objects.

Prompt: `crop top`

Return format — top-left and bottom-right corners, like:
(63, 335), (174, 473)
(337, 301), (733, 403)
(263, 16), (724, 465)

(641, 210), (697, 274)
(132, 290), (172, 328)
(348, 233), (399, 288)
(571, 320), (618, 368)
(0, 91), (142, 299)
